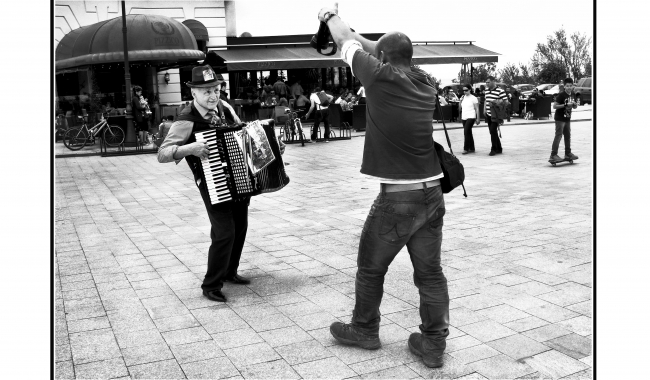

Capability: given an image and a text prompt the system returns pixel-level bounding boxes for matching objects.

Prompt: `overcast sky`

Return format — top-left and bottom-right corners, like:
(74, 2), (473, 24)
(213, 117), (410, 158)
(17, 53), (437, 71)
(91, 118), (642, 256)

(234, 0), (593, 82)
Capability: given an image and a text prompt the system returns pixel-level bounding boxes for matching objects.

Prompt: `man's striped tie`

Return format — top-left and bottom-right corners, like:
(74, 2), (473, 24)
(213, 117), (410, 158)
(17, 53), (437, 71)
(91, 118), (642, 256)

(206, 109), (219, 126)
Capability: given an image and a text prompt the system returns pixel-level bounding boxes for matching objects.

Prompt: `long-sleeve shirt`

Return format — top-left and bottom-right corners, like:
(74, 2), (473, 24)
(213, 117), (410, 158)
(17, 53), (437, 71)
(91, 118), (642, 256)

(157, 100), (240, 164)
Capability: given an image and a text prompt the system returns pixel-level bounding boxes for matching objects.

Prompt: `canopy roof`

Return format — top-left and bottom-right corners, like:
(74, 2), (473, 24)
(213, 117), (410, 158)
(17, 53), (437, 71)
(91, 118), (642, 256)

(212, 40), (499, 71)
(56, 14), (204, 72)
(182, 19), (209, 41)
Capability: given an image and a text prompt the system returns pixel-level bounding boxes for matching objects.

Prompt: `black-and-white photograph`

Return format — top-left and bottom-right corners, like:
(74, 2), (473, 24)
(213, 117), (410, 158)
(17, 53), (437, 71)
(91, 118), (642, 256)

(46, 0), (601, 378)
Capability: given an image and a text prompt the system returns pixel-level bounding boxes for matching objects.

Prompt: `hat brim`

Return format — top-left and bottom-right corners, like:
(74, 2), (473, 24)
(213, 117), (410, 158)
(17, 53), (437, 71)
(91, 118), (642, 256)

(186, 78), (224, 88)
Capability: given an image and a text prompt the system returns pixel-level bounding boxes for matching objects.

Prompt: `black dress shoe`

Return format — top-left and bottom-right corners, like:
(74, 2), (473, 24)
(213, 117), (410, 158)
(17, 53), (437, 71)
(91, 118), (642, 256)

(202, 289), (227, 302)
(224, 274), (251, 285)
(489, 151), (496, 156)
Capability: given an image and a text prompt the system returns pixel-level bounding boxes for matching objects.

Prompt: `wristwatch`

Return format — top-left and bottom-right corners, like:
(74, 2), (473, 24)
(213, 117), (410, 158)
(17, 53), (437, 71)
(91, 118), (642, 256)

(322, 12), (337, 24)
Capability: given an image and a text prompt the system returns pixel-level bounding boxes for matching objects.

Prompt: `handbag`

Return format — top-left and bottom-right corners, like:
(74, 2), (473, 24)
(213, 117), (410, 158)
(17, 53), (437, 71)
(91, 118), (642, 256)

(434, 94), (467, 197)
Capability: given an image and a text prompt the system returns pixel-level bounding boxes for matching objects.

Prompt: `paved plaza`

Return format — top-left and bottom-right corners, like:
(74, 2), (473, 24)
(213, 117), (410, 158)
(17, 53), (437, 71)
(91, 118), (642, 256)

(55, 118), (593, 379)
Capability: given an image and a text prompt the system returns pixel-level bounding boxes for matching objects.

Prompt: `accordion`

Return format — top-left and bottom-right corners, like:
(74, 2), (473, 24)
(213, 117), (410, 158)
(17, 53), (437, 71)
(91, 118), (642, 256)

(194, 121), (289, 205)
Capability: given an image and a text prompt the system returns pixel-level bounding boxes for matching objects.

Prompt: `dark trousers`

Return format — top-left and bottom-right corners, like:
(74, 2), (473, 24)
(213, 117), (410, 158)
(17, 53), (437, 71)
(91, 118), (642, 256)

(462, 118), (476, 151)
(352, 185), (449, 350)
(486, 115), (502, 153)
(551, 120), (572, 156)
(311, 108), (330, 140)
(197, 178), (249, 292)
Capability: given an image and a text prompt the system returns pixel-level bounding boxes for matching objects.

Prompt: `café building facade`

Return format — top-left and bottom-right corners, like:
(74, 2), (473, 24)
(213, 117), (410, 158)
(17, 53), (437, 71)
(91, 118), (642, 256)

(54, 0), (236, 123)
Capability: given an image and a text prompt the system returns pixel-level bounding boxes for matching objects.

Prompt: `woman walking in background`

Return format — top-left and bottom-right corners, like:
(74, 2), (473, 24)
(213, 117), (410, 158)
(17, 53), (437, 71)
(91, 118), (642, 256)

(459, 84), (480, 154)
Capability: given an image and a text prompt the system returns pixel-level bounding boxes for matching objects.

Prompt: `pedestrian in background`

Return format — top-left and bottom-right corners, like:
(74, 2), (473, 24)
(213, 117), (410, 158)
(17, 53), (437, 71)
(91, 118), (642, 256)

(459, 84), (480, 154)
(550, 78), (579, 162)
(483, 76), (508, 156)
(305, 87), (334, 143)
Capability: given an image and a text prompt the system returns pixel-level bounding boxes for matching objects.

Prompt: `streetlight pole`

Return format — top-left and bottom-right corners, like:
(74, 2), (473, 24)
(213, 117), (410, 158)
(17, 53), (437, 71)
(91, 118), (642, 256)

(121, 0), (136, 146)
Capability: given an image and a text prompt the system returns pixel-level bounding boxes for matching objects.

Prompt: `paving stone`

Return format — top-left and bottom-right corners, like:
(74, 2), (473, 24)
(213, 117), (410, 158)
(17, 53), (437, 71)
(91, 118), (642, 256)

(406, 353), (475, 379)
(292, 356), (357, 379)
(519, 350), (590, 379)
(55, 343), (72, 363)
(180, 357), (240, 379)
(449, 344), (501, 365)
(114, 328), (165, 349)
(69, 328), (121, 365)
(169, 339), (224, 364)
(545, 333), (592, 359)
(74, 357), (129, 379)
(121, 342), (175, 366)
(275, 339), (334, 365)
(446, 334), (483, 353)
(223, 342), (281, 368)
(55, 360), (74, 379)
(454, 294), (503, 311)
(454, 372), (488, 379)
(211, 327), (265, 349)
(458, 320), (517, 343)
(478, 304), (532, 324)
(450, 307), (490, 327)
(359, 364), (420, 379)
(525, 303), (580, 323)
(161, 326), (211, 346)
(504, 316), (550, 333)
(153, 313), (201, 332)
(239, 359), (301, 379)
(327, 343), (386, 365)
(378, 323), (411, 345)
(128, 358), (186, 379)
(291, 311), (340, 331)
(566, 300), (592, 318)
(485, 333), (551, 360)
(66, 316), (111, 334)
(468, 354), (536, 379)
(556, 316), (592, 336)
(523, 324), (573, 343)
(245, 312), (295, 332)
(348, 355), (403, 375)
(258, 325), (313, 348)
(561, 367), (593, 379)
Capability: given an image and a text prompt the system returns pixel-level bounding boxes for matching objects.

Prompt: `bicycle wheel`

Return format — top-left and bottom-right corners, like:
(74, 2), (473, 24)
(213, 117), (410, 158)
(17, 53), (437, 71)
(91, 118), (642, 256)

(295, 120), (305, 146)
(103, 125), (125, 147)
(283, 121), (292, 142)
(63, 128), (88, 150)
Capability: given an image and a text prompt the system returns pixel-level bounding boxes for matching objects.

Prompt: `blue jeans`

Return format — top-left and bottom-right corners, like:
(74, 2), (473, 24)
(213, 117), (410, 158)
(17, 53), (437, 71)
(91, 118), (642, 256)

(352, 185), (449, 349)
(551, 120), (571, 156)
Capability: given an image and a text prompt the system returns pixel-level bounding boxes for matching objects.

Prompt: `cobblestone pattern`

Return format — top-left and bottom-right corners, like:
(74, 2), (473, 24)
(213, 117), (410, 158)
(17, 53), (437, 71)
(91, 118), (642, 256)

(55, 121), (592, 379)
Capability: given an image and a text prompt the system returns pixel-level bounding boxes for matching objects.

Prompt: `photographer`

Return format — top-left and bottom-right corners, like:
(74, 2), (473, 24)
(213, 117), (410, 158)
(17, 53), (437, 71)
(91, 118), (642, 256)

(318, 5), (448, 368)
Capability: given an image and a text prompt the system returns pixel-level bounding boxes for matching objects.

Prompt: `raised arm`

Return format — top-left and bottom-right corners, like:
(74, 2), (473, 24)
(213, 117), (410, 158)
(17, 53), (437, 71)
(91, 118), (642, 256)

(319, 6), (377, 55)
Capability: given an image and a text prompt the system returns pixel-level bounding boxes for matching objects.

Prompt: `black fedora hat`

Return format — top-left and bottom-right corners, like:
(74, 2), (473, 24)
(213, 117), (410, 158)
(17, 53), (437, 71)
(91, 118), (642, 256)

(186, 64), (224, 88)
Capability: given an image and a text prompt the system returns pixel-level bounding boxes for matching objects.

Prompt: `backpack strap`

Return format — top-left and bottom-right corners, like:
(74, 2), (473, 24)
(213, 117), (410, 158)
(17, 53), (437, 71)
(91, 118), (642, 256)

(419, 73), (467, 197)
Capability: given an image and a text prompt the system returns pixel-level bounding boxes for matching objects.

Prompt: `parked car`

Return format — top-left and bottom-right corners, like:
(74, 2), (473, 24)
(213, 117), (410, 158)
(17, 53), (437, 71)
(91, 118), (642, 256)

(545, 84), (562, 100)
(514, 84), (537, 100)
(574, 77), (592, 105)
(519, 83), (554, 99)
(513, 84), (535, 93)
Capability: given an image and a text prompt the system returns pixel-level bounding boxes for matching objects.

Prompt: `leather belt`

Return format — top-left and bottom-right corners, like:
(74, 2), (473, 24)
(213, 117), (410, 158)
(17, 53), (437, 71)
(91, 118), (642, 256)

(380, 179), (440, 193)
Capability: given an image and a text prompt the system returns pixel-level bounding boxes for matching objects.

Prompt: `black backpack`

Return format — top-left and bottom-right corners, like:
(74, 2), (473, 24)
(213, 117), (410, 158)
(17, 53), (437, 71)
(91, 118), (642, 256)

(317, 92), (331, 108)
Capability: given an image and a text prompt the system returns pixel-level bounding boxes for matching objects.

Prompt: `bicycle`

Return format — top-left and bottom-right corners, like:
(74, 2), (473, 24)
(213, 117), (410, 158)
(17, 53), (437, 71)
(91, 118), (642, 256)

(63, 112), (125, 151)
(282, 109), (307, 147)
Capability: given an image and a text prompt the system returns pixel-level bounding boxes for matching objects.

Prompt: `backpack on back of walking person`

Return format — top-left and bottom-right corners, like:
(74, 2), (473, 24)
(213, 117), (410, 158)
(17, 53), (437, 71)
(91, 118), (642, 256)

(317, 91), (331, 108)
